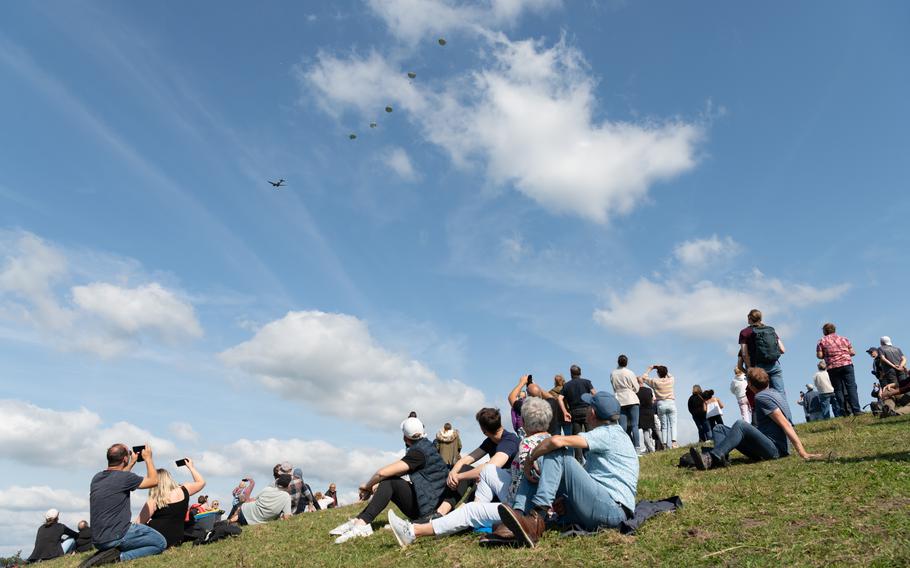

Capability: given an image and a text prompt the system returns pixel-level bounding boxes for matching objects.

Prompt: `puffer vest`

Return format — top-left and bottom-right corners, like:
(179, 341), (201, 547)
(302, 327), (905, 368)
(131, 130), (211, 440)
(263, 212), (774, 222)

(408, 437), (449, 518)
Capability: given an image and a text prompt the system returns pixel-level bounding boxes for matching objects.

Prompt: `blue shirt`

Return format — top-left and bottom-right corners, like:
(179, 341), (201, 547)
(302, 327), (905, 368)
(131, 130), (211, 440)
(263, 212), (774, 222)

(579, 424), (638, 511)
(755, 388), (792, 456)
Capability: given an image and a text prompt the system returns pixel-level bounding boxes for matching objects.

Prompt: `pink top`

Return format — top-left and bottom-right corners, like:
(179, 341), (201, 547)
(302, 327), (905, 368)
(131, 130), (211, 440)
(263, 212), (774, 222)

(817, 334), (853, 369)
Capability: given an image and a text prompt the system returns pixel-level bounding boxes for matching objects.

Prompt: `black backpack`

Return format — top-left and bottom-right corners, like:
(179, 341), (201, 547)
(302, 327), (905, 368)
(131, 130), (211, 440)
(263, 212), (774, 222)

(752, 325), (781, 364)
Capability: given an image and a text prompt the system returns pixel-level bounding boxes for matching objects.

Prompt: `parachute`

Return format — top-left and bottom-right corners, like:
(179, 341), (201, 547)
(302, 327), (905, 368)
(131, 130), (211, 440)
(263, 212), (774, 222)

(407, 72), (416, 79)
(385, 106), (393, 113)
(349, 133), (357, 140)
(438, 38), (446, 46)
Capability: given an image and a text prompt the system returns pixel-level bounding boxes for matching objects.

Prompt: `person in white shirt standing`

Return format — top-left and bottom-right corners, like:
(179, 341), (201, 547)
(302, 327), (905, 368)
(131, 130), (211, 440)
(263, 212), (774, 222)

(729, 367), (751, 423)
(610, 354), (640, 452)
(813, 361), (835, 420)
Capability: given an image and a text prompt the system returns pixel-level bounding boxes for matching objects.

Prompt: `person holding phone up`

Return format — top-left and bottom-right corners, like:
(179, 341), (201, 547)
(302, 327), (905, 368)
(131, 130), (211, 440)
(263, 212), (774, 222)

(137, 458), (206, 548)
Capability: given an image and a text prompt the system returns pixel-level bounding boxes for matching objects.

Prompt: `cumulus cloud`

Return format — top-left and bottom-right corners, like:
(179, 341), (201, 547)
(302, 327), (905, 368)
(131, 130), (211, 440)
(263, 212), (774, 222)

(0, 486), (88, 512)
(673, 235), (741, 268)
(0, 231), (202, 357)
(168, 421), (199, 443)
(594, 237), (849, 340)
(219, 311), (487, 430)
(197, 438), (400, 490)
(382, 146), (419, 181)
(0, 399), (177, 468)
(365, 0), (559, 45)
(298, 35), (703, 223)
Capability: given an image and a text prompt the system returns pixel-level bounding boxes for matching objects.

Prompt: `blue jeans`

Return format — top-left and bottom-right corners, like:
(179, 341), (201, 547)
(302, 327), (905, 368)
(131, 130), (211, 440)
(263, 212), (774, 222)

(708, 420), (780, 462)
(62, 538), (75, 554)
(828, 365), (860, 415)
(695, 418), (712, 441)
(512, 449), (628, 531)
(818, 392), (834, 419)
(656, 400), (677, 446)
(756, 360), (787, 399)
(619, 405), (640, 449)
(96, 523), (166, 562)
(561, 422), (573, 436)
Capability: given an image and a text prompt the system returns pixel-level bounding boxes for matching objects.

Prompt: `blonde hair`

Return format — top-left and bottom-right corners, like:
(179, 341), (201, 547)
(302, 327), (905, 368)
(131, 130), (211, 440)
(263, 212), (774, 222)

(149, 469), (181, 510)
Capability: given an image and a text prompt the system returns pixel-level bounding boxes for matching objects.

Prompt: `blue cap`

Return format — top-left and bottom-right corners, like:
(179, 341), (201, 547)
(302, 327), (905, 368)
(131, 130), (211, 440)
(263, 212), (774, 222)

(581, 392), (621, 420)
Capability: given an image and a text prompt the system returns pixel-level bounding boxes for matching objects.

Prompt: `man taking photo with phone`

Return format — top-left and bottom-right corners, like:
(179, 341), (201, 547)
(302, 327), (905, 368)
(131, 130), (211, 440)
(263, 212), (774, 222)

(82, 443), (166, 566)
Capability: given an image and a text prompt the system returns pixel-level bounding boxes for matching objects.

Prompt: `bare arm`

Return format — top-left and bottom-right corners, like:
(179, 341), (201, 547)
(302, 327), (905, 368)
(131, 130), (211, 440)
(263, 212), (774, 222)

(446, 447), (487, 489)
(182, 458), (206, 496)
(137, 445), (159, 489)
(508, 375), (529, 406)
(768, 409), (821, 459)
(778, 337), (786, 354)
(557, 394), (570, 422)
(137, 498), (156, 525)
(816, 349), (824, 360)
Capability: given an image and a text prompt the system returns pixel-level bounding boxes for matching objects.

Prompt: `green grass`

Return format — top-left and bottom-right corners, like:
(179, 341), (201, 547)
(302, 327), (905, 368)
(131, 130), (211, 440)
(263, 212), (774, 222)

(53, 415), (910, 567)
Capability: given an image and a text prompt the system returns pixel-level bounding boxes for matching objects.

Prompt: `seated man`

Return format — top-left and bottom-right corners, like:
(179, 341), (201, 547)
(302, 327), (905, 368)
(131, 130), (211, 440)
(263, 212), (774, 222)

(75, 520), (93, 553)
(436, 408), (520, 516)
(231, 474), (293, 525)
(498, 392), (639, 548)
(331, 417), (448, 544)
(880, 377), (910, 416)
(388, 397), (554, 548)
(85, 443), (165, 566)
(690, 367), (821, 470)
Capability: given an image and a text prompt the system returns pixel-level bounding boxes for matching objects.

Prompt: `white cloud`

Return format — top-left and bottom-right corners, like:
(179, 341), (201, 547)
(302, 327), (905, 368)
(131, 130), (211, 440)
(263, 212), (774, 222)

(0, 399), (177, 468)
(197, 438), (400, 490)
(0, 231), (202, 357)
(673, 235), (741, 268)
(594, 269), (849, 341)
(365, 0), (559, 45)
(382, 146), (419, 181)
(0, 486), (88, 512)
(168, 421), (199, 443)
(219, 311), (487, 430)
(299, 36), (703, 223)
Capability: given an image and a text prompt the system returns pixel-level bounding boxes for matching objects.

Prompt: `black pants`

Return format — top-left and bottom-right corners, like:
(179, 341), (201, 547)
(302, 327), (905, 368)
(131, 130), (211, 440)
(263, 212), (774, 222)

(440, 464), (475, 509)
(357, 478), (421, 524)
(571, 413), (588, 462)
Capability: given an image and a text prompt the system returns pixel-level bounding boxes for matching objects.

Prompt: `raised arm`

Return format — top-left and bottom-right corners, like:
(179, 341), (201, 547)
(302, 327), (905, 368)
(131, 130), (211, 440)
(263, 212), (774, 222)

(182, 458), (206, 496)
(137, 444), (159, 489)
(508, 375), (530, 406)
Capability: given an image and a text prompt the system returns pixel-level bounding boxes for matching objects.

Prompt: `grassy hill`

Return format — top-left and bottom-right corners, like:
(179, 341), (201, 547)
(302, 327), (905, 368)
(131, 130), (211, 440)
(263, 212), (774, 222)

(52, 414), (910, 567)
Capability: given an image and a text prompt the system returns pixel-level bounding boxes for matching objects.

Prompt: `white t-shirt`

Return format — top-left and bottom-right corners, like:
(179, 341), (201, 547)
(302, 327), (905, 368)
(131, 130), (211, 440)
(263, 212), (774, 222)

(706, 400), (722, 418)
(813, 371), (834, 394)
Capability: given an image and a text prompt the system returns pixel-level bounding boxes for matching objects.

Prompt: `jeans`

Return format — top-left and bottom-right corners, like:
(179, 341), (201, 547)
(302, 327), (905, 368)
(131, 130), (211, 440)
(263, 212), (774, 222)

(61, 538), (75, 554)
(756, 360), (787, 399)
(828, 365), (860, 415)
(430, 501), (501, 534)
(512, 449), (628, 531)
(708, 420), (780, 462)
(695, 417), (712, 442)
(818, 393), (834, 419)
(656, 400), (677, 446)
(475, 465), (511, 504)
(96, 523), (166, 562)
(639, 428), (655, 453)
(561, 422), (573, 436)
(619, 404), (640, 449)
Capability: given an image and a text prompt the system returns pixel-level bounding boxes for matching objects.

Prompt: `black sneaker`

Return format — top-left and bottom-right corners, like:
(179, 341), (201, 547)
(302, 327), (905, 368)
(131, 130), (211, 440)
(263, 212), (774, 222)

(689, 447), (713, 471)
(78, 548), (120, 567)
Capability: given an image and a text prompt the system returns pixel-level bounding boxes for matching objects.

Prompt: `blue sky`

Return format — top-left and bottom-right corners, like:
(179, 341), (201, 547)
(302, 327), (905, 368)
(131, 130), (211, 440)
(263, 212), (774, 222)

(1, 0), (909, 556)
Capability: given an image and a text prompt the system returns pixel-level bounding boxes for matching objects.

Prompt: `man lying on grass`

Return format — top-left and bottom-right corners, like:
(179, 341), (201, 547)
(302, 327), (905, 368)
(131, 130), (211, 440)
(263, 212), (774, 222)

(497, 392), (639, 548)
(690, 367), (823, 470)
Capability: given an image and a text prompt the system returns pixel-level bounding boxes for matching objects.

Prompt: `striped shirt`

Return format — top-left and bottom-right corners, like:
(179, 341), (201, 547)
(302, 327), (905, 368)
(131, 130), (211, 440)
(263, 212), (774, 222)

(817, 333), (854, 370)
(644, 376), (675, 400)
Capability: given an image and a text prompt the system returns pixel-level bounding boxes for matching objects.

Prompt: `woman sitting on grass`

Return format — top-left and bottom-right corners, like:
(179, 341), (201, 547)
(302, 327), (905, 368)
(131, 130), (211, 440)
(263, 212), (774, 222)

(137, 459), (206, 548)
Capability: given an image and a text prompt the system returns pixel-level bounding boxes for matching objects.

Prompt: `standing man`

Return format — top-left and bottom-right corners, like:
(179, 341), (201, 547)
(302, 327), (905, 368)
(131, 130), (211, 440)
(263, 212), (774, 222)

(816, 322), (860, 416)
(88, 444), (165, 565)
(813, 361), (836, 419)
(877, 336), (907, 387)
(561, 365), (596, 462)
(738, 309), (789, 409)
(610, 355), (640, 451)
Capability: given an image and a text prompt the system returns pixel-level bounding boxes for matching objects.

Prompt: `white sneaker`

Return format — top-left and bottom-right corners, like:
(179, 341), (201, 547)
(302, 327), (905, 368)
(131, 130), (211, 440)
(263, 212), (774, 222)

(387, 510), (416, 548)
(329, 518), (356, 536)
(334, 523), (373, 544)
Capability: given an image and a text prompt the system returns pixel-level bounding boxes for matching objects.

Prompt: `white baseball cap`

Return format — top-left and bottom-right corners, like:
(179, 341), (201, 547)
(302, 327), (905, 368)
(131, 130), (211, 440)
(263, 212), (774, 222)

(45, 509), (59, 520)
(881, 336), (892, 346)
(401, 417), (425, 440)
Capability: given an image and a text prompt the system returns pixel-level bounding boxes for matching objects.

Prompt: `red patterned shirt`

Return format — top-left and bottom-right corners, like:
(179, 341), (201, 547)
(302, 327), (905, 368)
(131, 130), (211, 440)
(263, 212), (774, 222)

(817, 333), (854, 369)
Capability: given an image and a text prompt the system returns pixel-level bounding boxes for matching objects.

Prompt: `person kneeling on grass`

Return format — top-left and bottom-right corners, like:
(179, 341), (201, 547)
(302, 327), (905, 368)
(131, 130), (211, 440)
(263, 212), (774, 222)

(330, 416), (448, 544)
(689, 367), (822, 470)
(497, 392), (639, 548)
(388, 397), (554, 548)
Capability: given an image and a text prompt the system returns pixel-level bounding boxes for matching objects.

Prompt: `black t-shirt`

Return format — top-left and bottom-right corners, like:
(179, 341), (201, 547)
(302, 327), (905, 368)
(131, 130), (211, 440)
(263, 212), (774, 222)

(401, 446), (427, 472)
(479, 430), (520, 463)
(148, 486), (190, 548)
(688, 394), (706, 419)
(562, 378), (594, 411)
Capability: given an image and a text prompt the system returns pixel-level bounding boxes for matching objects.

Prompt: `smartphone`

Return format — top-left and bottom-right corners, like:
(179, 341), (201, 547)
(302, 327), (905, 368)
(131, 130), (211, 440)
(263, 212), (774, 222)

(527, 374), (533, 384)
(175, 459), (187, 467)
(132, 445), (146, 462)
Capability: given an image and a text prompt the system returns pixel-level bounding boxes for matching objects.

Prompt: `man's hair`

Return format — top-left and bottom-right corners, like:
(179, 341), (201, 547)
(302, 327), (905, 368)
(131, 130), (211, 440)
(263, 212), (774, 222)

(408, 411), (418, 418)
(475, 408), (502, 434)
(78, 520), (88, 530)
(275, 474), (292, 489)
(106, 444), (129, 467)
(527, 383), (542, 398)
(198, 495), (208, 504)
(748, 309), (762, 324)
(818, 360), (827, 370)
(746, 367), (770, 391)
(655, 365), (669, 378)
(444, 422), (452, 430)
(822, 322), (836, 335)
(618, 354), (628, 368)
(570, 364), (581, 378)
(272, 464), (281, 479)
(520, 397), (553, 435)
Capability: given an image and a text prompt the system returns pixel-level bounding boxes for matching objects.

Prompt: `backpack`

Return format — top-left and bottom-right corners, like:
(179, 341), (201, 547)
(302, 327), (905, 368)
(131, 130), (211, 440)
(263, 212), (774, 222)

(751, 325), (781, 364)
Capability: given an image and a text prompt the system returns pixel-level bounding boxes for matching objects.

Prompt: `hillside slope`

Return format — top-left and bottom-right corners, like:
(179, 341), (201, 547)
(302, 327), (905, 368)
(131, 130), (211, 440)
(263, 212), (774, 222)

(53, 414), (910, 567)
